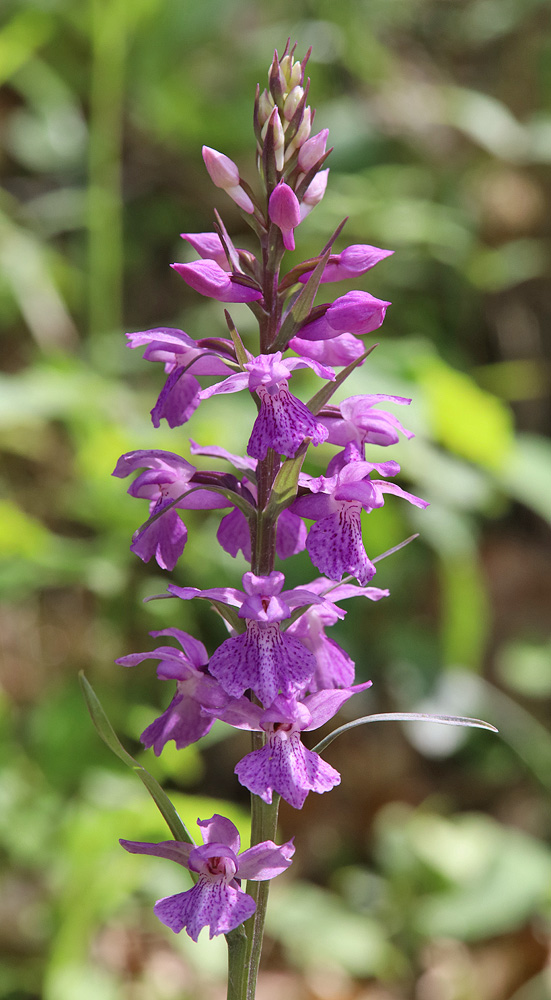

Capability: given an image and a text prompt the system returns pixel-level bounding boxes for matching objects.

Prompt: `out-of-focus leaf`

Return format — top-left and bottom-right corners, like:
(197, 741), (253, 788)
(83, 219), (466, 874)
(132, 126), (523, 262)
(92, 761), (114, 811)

(414, 356), (514, 470)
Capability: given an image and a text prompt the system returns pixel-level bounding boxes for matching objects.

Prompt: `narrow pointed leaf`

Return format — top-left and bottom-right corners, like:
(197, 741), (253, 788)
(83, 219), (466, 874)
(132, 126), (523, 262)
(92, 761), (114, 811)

(79, 672), (196, 846)
(224, 310), (249, 368)
(312, 712), (498, 756)
(264, 443), (308, 519)
(272, 248), (332, 351)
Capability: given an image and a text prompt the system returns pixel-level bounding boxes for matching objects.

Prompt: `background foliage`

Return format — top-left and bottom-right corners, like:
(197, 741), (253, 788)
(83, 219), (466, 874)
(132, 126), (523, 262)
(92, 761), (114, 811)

(1, 1), (551, 998)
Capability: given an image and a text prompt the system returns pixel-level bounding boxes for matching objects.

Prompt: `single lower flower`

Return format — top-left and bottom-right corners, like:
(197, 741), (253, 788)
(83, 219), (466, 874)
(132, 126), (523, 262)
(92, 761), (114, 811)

(216, 686), (371, 809)
(112, 450), (229, 571)
(126, 327), (235, 428)
(292, 461), (429, 584)
(116, 628), (229, 754)
(286, 576), (389, 691)
(120, 814), (294, 940)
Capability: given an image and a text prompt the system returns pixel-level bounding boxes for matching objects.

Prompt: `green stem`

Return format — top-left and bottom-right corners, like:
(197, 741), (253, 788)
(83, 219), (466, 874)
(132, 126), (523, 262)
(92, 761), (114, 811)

(226, 164), (286, 1000)
(244, 790), (281, 1000)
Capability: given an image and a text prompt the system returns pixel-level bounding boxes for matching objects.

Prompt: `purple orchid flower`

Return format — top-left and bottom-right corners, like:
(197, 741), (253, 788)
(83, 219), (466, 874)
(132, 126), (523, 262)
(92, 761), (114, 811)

(120, 814), (294, 939)
(168, 571), (332, 704)
(298, 243), (394, 284)
(171, 259), (262, 303)
(126, 327), (235, 428)
(291, 461), (429, 585)
(286, 577), (389, 691)
(318, 393), (415, 474)
(216, 685), (371, 809)
(298, 290), (390, 341)
(199, 352), (334, 459)
(116, 629), (229, 753)
(112, 450), (229, 570)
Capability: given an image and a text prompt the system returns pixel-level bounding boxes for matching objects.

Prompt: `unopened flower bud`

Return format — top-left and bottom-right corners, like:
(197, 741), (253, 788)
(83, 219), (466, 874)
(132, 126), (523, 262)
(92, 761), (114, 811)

(202, 146), (239, 188)
(284, 106), (311, 161)
(300, 168), (329, 220)
(283, 85), (304, 121)
(202, 145), (255, 214)
(298, 128), (329, 172)
(289, 60), (303, 89)
(279, 54), (293, 86)
(269, 182), (301, 251)
(258, 89), (274, 127)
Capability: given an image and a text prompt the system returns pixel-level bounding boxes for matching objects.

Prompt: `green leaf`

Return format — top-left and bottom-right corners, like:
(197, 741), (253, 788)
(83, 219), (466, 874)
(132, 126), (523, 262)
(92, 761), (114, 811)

(224, 310), (249, 368)
(312, 712), (498, 756)
(272, 248), (332, 351)
(264, 444), (308, 520)
(414, 356), (514, 470)
(79, 673), (196, 847)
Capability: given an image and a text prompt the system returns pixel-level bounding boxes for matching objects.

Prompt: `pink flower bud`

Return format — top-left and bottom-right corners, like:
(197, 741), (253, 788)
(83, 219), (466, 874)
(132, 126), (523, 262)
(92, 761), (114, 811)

(300, 168), (329, 220)
(171, 259), (263, 302)
(202, 146), (255, 214)
(298, 129), (329, 172)
(202, 146), (240, 188)
(269, 182), (301, 251)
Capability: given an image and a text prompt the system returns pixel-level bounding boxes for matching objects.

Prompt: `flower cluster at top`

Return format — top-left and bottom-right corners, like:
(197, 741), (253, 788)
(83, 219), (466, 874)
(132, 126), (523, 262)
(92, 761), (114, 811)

(114, 42), (428, 942)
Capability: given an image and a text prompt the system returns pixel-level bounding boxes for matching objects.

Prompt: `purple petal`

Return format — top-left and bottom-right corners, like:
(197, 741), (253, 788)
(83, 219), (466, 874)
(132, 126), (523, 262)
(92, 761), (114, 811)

(276, 509), (307, 559)
(150, 628), (208, 667)
(235, 734), (340, 809)
(289, 333), (365, 366)
(140, 693), (214, 754)
(217, 507), (252, 560)
(306, 506), (376, 585)
(171, 260), (262, 303)
(155, 880), (256, 939)
(237, 839), (295, 880)
(208, 623), (316, 704)
(151, 370), (201, 428)
(197, 814), (241, 853)
(248, 386), (328, 460)
(131, 508), (187, 571)
(120, 838), (194, 866)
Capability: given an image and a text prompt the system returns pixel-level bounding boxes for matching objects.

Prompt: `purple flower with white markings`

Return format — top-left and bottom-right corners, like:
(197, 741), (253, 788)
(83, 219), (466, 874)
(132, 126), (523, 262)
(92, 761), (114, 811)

(286, 577), (389, 691)
(217, 685), (371, 809)
(199, 352), (334, 459)
(112, 450), (228, 570)
(126, 327), (235, 428)
(116, 629), (229, 754)
(292, 462), (429, 584)
(318, 393), (415, 474)
(168, 571), (332, 704)
(120, 814), (294, 939)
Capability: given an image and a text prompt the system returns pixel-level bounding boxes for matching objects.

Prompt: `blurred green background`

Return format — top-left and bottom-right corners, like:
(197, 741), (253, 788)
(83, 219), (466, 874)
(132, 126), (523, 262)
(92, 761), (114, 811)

(1, 1), (551, 998)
